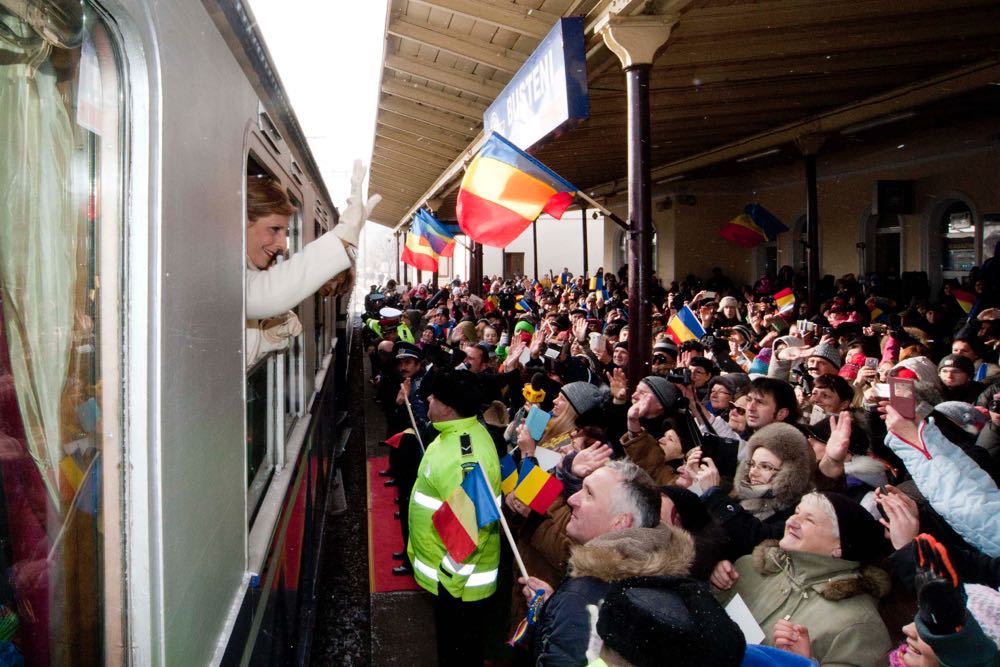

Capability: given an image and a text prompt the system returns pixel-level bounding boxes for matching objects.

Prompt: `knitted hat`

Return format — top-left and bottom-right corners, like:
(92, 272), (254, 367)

(934, 401), (989, 435)
(965, 583), (1000, 647)
(653, 339), (678, 358)
(937, 353), (975, 377)
(748, 349), (772, 376)
(559, 381), (607, 416)
(719, 295), (739, 309)
(641, 376), (680, 413)
(730, 324), (755, 343)
(818, 491), (890, 563)
(514, 320), (535, 336)
(660, 486), (712, 533)
(809, 343), (843, 370)
(596, 576), (746, 667)
(890, 356), (939, 385)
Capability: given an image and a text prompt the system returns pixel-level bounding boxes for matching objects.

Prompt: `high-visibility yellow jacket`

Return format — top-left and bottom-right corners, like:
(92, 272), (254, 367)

(407, 416), (501, 601)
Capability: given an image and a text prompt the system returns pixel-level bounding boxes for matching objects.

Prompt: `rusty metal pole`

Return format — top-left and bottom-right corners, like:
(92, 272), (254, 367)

(805, 154), (820, 313)
(395, 231), (401, 283)
(532, 221), (539, 280)
(473, 241), (483, 296)
(625, 63), (654, 393)
(582, 208), (590, 280)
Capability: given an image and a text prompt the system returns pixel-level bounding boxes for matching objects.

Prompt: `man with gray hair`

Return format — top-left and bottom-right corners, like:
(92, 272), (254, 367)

(519, 461), (687, 665)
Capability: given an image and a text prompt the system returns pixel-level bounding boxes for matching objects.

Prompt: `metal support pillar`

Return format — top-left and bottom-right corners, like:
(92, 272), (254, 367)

(599, 14), (675, 393)
(581, 208), (589, 279)
(472, 241), (483, 296)
(796, 134), (825, 314)
(532, 221), (539, 279)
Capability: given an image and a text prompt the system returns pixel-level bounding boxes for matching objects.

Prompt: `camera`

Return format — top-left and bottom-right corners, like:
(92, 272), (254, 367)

(666, 368), (692, 385)
(989, 399), (1000, 414)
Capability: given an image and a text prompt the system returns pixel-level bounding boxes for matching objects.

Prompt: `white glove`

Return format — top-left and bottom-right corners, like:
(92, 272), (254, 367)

(333, 159), (382, 248)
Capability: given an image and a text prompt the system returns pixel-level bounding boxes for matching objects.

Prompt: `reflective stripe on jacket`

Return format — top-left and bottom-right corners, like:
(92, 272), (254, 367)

(407, 415), (501, 601)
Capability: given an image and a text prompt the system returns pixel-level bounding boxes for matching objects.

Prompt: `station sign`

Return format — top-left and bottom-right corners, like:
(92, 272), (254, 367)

(483, 17), (589, 151)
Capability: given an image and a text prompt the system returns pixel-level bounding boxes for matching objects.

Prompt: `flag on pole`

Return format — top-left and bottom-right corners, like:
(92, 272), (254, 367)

(774, 288), (795, 316)
(500, 454), (519, 494)
(401, 231), (439, 271)
(382, 428), (415, 449)
(719, 203), (789, 248)
(513, 459), (564, 514)
(666, 305), (706, 344)
(952, 288), (976, 314)
(414, 208), (457, 258)
(432, 464), (501, 563)
(457, 132), (577, 247)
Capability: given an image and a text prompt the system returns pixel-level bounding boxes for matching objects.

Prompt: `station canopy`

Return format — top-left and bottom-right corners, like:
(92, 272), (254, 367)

(368, 0), (1000, 230)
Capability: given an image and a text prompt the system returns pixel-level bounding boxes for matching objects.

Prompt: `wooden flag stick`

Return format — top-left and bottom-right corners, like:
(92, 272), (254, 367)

(477, 464), (529, 581)
(574, 191), (628, 230)
(403, 393), (426, 455)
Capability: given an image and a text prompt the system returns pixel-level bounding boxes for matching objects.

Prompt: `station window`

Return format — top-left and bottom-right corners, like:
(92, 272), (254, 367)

(0, 2), (124, 663)
(244, 166), (305, 523)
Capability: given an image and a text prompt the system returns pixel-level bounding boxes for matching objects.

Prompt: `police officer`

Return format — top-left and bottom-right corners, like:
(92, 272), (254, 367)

(407, 369), (501, 666)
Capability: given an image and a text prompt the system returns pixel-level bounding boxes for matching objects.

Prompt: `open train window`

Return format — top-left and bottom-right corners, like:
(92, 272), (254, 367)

(0, 2), (125, 662)
(244, 157), (305, 523)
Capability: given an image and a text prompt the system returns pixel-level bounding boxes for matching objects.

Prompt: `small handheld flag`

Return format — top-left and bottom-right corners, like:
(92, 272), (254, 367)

(514, 459), (564, 514)
(774, 288), (795, 316)
(666, 305), (706, 345)
(382, 428), (415, 449)
(432, 464), (501, 563)
(508, 588), (546, 646)
(500, 453), (519, 495)
(952, 288), (975, 314)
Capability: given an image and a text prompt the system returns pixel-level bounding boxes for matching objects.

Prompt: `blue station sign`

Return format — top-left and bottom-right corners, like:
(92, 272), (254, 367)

(483, 17), (589, 151)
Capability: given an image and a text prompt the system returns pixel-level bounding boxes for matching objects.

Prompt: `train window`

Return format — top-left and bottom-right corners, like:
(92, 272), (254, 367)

(244, 171), (305, 521)
(0, 2), (124, 663)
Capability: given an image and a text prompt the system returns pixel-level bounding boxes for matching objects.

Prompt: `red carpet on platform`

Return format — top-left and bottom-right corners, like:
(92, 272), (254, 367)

(368, 456), (421, 593)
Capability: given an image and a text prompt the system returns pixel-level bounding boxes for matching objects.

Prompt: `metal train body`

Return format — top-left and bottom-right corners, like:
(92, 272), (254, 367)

(0, 0), (346, 664)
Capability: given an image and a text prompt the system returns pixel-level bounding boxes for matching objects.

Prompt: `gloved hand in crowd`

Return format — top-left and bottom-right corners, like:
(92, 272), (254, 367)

(333, 159), (382, 248)
(914, 533), (967, 635)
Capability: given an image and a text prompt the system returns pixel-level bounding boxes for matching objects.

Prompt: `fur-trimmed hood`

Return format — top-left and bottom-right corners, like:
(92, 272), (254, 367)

(735, 423), (816, 509)
(750, 540), (891, 600)
(568, 525), (694, 582)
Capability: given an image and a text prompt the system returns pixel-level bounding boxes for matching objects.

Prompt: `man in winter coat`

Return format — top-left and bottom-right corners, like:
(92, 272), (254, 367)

(519, 461), (670, 665)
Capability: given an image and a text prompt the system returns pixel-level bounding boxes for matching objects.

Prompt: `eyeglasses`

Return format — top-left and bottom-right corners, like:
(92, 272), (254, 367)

(747, 460), (781, 474)
(729, 406), (747, 416)
(710, 387), (731, 396)
(653, 355), (669, 363)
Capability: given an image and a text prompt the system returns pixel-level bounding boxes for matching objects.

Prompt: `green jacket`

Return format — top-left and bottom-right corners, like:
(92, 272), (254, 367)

(407, 415), (501, 601)
(719, 541), (891, 667)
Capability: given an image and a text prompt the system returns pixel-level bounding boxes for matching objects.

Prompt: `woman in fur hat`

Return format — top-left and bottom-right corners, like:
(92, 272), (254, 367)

(693, 422), (816, 560)
(713, 492), (892, 666)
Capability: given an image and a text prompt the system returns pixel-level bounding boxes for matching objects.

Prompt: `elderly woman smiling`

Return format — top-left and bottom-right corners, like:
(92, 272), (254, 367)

(712, 491), (892, 666)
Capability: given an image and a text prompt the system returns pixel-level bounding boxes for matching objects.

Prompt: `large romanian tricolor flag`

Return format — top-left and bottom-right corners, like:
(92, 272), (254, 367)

(457, 133), (577, 247)
(666, 305), (706, 344)
(401, 231), (439, 272)
(414, 208), (457, 258)
(719, 203), (789, 249)
(432, 464), (501, 563)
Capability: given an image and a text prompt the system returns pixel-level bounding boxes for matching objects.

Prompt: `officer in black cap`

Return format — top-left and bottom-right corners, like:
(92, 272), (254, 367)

(387, 340), (433, 576)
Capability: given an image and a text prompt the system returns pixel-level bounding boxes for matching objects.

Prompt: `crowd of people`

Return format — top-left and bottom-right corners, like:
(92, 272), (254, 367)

(363, 264), (1000, 667)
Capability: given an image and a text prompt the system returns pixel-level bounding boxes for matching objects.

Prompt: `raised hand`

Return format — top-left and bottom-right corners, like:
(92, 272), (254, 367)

(875, 485), (921, 549)
(824, 411), (853, 463)
(571, 442), (613, 478)
(606, 368), (628, 403)
(914, 534), (966, 636)
(333, 159), (381, 248)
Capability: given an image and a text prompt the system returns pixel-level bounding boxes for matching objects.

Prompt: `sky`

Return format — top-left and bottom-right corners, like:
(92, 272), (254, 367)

(246, 0), (388, 204)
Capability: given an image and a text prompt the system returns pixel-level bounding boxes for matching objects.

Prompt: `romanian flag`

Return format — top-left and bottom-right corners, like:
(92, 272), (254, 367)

(774, 288), (795, 316)
(952, 288), (975, 314)
(414, 208), (456, 258)
(382, 428), (415, 449)
(500, 454), (519, 494)
(401, 231), (439, 272)
(666, 305), (706, 344)
(514, 459), (564, 514)
(515, 296), (532, 312)
(457, 133), (577, 247)
(432, 464), (501, 563)
(719, 203), (789, 248)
